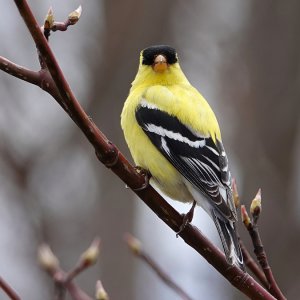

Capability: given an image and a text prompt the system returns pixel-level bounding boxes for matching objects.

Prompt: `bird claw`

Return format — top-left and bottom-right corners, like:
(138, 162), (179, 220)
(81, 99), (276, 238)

(176, 200), (197, 237)
(132, 166), (152, 191)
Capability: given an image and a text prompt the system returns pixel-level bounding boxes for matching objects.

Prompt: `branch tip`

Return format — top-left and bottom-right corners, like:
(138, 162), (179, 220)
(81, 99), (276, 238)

(37, 243), (60, 274)
(63, 237), (101, 283)
(250, 188), (262, 224)
(68, 5), (82, 25)
(44, 6), (54, 30)
(241, 205), (252, 228)
(95, 280), (109, 300)
(80, 237), (101, 267)
(124, 232), (142, 255)
(231, 178), (240, 208)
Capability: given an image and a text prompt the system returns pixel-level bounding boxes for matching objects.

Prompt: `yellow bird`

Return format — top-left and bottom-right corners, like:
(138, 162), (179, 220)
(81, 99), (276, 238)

(121, 45), (243, 269)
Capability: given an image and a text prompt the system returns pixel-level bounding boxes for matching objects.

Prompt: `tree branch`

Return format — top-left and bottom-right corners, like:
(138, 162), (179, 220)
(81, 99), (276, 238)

(0, 56), (39, 85)
(0, 276), (21, 300)
(0, 56), (65, 111)
(1, 1), (278, 299)
(248, 224), (285, 299)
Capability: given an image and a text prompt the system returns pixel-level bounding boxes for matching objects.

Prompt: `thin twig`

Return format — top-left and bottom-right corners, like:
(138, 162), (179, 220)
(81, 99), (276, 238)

(42, 6), (82, 40)
(125, 233), (194, 300)
(248, 223), (286, 300)
(2, 1), (277, 299)
(0, 56), (63, 108)
(242, 204), (286, 300)
(52, 269), (93, 300)
(53, 270), (67, 300)
(95, 281), (109, 300)
(0, 276), (21, 300)
(65, 281), (93, 300)
(65, 237), (100, 283)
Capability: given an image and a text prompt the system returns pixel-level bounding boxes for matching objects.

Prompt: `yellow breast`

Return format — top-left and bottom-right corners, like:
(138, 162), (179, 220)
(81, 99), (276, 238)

(121, 84), (220, 202)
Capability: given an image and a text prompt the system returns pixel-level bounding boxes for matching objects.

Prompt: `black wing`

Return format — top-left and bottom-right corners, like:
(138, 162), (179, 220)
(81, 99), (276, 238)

(136, 102), (236, 220)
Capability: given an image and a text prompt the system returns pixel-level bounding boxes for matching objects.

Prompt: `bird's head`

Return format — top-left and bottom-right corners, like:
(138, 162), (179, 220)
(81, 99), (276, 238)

(131, 45), (189, 87)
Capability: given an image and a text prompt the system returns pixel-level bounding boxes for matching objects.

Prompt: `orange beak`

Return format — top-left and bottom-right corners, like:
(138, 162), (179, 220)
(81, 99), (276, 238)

(152, 54), (168, 73)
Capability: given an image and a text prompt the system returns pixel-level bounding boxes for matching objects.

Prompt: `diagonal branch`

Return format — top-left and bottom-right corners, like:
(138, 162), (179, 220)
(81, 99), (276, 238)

(0, 276), (21, 300)
(2, 1), (277, 299)
(248, 224), (285, 299)
(0, 56), (39, 85)
(0, 56), (64, 110)
(125, 233), (194, 300)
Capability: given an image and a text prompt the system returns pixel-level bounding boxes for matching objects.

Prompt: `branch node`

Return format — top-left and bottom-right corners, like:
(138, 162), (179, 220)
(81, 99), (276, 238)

(232, 271), (251, 286)
(95, 142), (119, 168)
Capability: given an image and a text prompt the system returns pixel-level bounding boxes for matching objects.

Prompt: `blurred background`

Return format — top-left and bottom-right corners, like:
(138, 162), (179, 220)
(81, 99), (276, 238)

(1, 0), (300, 299)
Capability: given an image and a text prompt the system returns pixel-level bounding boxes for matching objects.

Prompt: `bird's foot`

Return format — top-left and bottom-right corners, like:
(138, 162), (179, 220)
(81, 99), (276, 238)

(132, 166), (152, 191)
(176, 200), (197, 237)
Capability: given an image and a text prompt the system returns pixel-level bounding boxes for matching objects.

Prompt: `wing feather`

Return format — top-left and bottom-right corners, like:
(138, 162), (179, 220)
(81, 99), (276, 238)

(136, 102), (236, 220)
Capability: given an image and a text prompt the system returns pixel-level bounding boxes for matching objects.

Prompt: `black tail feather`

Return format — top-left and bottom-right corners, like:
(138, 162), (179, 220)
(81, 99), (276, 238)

(212, 211), (244, 270)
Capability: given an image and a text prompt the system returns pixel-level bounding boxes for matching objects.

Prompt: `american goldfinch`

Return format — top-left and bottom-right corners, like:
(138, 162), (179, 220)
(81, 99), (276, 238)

(121, 45), (243, 269)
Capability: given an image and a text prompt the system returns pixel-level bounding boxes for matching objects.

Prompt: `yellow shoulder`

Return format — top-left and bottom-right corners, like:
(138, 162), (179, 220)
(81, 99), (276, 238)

(142, 84), (222, 142)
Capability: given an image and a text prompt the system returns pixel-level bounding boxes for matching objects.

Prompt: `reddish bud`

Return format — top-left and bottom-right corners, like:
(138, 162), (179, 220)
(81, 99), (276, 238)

(241, 205), (251, 228)
(231, 178), (240, 208)
(124, 233), (142, 255)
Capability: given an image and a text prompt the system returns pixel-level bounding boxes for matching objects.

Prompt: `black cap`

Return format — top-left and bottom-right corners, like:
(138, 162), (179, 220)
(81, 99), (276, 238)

(142, 45), (178, 65)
